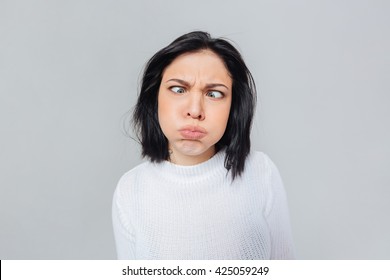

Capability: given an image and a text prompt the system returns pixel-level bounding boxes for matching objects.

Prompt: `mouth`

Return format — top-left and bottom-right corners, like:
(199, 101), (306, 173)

(178, 125), (207, 140)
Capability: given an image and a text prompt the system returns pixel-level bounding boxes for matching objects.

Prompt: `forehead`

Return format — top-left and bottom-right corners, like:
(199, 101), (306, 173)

(162, 50), (232, 82)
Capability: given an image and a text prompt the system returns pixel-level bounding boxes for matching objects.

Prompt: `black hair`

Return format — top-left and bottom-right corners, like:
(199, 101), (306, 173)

(133, 31), (256, 180)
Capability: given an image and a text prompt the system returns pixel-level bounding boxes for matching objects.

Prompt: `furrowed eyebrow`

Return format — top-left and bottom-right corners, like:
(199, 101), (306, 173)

(166, 79), (191, 87)
(166, 79), (229, 90)
(205, 83), (229, 90)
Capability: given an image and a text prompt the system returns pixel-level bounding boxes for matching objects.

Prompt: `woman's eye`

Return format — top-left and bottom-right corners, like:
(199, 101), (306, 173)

(170, 86), (185, 94)
(206, 91), (224, 99)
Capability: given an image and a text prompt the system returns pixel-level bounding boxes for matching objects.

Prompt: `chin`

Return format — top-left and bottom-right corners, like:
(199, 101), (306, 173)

(181, 142), (216, 156)
(179, 146), (206, 156)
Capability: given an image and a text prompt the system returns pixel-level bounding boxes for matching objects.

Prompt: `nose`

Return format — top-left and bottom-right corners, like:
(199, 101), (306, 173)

(186, 94), (205, 121)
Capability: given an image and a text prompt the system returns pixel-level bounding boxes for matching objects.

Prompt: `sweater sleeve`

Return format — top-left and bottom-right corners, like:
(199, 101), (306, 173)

(112, 181), (136, 259)
(263, 154), (295, 259)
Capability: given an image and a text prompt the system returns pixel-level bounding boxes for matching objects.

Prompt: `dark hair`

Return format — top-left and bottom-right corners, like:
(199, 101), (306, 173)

(133, 31), (256, 180)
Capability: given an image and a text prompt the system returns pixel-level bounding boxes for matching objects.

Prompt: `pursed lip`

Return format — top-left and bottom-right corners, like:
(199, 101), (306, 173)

(178, 125), (207, 140)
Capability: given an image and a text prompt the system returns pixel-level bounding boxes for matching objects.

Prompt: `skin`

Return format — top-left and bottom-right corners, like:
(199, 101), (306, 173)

(158, 49), (232, 165)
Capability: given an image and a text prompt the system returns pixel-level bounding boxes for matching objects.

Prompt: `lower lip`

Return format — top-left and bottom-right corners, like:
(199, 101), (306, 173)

(179, 130), (206, 140)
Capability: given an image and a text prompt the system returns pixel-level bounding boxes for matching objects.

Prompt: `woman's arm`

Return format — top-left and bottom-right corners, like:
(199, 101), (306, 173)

(112, 186), (136, 259)
(264, 154), (296, 259)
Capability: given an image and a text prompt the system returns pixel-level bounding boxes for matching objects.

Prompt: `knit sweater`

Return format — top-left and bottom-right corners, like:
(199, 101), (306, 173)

(112, 150), (295, 259)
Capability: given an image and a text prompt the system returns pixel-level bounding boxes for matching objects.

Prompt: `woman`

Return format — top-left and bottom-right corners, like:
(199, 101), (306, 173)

(112, 31), (295, 259)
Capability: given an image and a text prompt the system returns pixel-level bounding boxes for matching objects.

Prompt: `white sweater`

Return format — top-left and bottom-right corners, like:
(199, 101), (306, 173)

(112, 150), (295, 259)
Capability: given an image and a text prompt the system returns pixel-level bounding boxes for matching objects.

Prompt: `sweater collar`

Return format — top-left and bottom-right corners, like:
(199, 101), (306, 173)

(149, 149), (228, 183)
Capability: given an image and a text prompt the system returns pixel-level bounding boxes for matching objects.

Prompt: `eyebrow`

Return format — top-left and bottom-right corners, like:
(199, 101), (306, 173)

(166, 78), (229, 90)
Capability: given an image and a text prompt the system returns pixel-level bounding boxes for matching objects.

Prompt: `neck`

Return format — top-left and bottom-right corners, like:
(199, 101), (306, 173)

(168, 147), (216, 166)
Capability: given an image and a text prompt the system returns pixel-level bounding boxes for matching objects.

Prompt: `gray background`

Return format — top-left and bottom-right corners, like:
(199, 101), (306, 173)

(1, 0), (389, 259)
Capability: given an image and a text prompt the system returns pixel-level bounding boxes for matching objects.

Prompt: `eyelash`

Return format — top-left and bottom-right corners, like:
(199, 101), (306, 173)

(206, 91), (224, 99)
(170, 86), (186, 94)
(169, 86), (224, 99)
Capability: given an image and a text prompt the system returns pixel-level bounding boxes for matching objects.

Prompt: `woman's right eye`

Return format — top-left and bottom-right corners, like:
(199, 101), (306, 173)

(170, 86), (185, 94)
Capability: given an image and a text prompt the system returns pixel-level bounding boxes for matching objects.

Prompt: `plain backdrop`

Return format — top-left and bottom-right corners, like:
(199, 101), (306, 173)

(1, 0), (389, 259)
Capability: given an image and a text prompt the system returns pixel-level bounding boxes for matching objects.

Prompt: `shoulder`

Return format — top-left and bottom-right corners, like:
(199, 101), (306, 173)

(246, 150), (284, 184)
(238, 150), (283, 190)
(113, 161), (151, 202)
(245, 150), (278, 175)
(117, 161), (149, 186)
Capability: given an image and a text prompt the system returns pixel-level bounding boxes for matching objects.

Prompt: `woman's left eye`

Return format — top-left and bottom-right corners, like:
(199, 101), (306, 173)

(206, 91), (224, 99)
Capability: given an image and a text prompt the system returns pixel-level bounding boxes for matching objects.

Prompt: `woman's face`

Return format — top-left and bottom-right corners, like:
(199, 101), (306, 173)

(158, 50), (232, 165)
